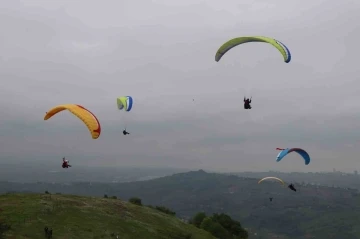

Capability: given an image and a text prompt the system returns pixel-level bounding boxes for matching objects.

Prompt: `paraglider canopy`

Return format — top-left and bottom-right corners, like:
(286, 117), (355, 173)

(117, 96), (133, 112)
(215, 36), (291, 63)
(276, 148), (310, 165)
(258, 177), (285, 186)
(44, 104), (101, 139)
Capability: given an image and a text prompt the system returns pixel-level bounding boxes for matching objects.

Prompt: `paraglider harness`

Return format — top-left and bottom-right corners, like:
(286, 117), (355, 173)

(62, 158), (71, 168)
(288, 183), (296, 192)
(123, 129), (130, 135)
(244, 97), (252, 109)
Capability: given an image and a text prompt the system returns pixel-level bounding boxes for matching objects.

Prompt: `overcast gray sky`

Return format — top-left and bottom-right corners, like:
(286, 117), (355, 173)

(1, 0), (360, 173)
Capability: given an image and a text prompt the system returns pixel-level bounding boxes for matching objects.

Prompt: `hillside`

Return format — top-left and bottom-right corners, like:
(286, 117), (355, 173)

(0, 193), (215, 239)
(88, 170), (360, 239)
(1, 170), (360, 238)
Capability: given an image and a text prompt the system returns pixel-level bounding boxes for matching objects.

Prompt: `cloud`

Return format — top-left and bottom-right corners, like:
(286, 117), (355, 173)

(1, 0), (360, 173)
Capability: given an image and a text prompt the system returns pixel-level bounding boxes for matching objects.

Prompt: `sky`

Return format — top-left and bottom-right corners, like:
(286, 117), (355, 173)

(1, 0), (360, 173)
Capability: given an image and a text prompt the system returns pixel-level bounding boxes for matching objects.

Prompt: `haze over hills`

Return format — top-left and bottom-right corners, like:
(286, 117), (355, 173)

(2, 160), (360, 190)
(228, 170), (360, 190)
(0, 160), (188, 183)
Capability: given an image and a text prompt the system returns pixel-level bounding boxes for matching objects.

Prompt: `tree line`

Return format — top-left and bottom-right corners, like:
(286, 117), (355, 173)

(123, 195), (248, 239)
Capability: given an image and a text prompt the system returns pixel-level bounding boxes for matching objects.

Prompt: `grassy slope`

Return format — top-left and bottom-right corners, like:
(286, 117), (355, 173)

(0, 193), (215, 239)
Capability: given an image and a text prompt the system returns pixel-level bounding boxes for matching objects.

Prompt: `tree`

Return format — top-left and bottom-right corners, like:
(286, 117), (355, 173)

(191, 212), (248, 239)
(211, 213), (248, 239)
(191, 212), (206, 228)
(199, 217), (212, 231)
(200, 217), (229, 239)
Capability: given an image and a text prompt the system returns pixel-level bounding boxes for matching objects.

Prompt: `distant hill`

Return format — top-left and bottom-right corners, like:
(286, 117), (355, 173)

(1, 170), (360, 238)
(0, 193), (215, 239)
(227, 171), (360, 190)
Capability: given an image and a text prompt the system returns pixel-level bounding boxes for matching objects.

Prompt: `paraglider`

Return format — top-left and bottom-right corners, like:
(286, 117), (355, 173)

(62, 157), (71, 168)
(276, 148), (311, 165)
(288, 183), (297, 192)
(44, 104), (101, 139)
(258, 177), (285, 186)
(244, 97), (252, 109)
(258, 177), (285, 202)
(215, 36), (291, 63)
(117, 96), (133, 133)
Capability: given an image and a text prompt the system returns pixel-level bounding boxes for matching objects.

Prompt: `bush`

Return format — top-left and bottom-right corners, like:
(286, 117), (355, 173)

(191, 212), (249, 239)
(191, 212), (206, 228)
(0, 221), (11, 239)
(155, 206), (176, 216)
(129, 197), (142, 206)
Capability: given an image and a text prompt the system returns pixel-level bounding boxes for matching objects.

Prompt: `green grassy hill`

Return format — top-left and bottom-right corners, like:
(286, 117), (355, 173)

(0, 193), (215, 239)
(1, 170), (360, 238)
